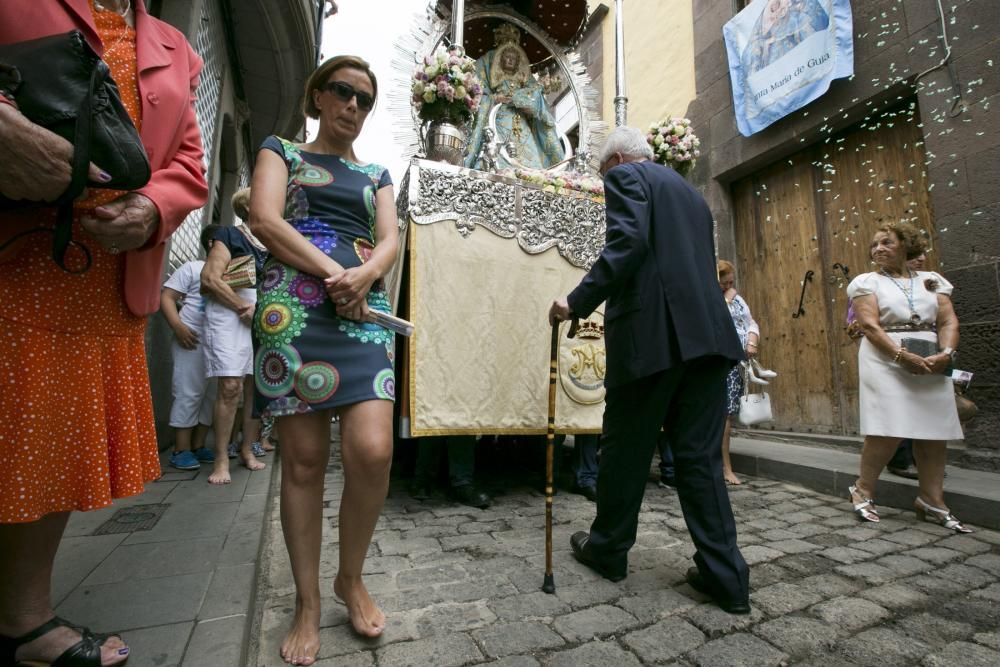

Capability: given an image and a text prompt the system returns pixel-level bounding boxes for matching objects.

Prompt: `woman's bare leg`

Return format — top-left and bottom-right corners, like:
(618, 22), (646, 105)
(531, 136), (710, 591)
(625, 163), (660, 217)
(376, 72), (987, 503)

(209, 376), (244, 484)
(333, 400), (393, 638)
(238, 374), (264, 471)
(912, 439), (947, 508)
(854, 435), (901, 500)
(0, 513), (128, 666)
(721, 417), (741, 485)
(276, 411), (331, 666)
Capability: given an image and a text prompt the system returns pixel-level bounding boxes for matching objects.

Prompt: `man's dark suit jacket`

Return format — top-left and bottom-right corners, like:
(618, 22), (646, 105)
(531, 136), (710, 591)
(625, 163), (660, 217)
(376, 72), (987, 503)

(567, 160), (743, 389)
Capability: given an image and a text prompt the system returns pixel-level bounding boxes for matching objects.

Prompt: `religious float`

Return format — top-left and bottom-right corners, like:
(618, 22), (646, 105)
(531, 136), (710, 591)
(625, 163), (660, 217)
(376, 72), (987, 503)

(387, 0), (631, 439)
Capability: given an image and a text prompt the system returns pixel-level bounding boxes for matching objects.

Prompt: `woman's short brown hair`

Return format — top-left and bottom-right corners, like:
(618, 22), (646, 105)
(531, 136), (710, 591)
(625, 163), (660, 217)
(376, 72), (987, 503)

(231, 187), (251, 222)
(876, 221), (928, 260)
(302, 55), (378, 119)
(717, 259), (735, 278)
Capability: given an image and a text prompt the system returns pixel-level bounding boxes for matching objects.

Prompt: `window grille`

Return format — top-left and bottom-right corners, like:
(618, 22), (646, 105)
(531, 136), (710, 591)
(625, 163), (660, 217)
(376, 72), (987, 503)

(166, 0), (227, 273)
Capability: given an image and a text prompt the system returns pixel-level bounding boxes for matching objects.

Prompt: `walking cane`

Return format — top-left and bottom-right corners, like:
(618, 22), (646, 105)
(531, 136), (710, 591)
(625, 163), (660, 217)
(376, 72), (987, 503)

(543, 318), (578, 594)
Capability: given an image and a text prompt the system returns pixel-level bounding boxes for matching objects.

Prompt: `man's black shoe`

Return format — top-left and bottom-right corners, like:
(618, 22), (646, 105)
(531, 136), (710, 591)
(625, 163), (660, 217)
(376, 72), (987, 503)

(409, 480), (432, 500)
(451, 483), (492, 509)
(685, 566), (750, 614)
(571, 482), (598, 502)
(887, 465), (919, 480)
(570, 531), (626, 582)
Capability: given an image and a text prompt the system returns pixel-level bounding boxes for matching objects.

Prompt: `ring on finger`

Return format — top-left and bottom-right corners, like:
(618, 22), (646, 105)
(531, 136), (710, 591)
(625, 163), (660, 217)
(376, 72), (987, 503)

(337, 297), (348, 305)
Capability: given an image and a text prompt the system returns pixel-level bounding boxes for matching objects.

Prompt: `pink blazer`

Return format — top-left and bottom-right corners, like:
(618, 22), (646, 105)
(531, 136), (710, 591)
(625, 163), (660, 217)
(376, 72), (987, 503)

(0, 0), (209, 316)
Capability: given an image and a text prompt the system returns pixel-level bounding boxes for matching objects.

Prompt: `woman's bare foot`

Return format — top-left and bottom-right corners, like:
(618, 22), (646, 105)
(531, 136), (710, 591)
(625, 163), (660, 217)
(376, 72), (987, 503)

(334, 573), (385, 638)
(11, 622), (129, 666)
(724, 470), (742, 485)
(280, 598), (320, 666)
(241, 452), (266, 471)
(208, 460), (231, 485)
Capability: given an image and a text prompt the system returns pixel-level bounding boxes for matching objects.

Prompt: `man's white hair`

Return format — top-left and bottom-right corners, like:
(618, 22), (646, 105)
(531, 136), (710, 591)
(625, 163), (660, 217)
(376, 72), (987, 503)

(597, 126), (654, 165)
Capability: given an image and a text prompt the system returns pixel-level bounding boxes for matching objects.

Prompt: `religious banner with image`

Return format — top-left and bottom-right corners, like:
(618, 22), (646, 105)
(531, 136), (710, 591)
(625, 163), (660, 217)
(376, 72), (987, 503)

(723, 0), (854, 136)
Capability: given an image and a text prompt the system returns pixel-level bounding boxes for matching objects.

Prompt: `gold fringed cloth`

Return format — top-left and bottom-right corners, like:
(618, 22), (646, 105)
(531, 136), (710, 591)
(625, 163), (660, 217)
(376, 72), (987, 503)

(392, 160), (607, 437)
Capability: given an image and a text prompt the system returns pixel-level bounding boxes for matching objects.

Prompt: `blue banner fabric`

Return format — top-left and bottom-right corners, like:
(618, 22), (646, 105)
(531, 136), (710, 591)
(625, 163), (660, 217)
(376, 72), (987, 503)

(723, 0), (854, 137)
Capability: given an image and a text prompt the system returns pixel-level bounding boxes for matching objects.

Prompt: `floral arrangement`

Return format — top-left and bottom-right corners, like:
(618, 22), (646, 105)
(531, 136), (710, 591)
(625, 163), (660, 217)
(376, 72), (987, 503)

(411, 46), (483, 125)
(503, 167), (605, 199)
(647, 117), (701, 175)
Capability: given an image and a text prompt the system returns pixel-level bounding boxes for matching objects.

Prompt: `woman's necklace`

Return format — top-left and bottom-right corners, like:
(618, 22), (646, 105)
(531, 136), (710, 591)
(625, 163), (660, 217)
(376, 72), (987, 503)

(880, 268), (920, 324)
(94, 0), (131, 17)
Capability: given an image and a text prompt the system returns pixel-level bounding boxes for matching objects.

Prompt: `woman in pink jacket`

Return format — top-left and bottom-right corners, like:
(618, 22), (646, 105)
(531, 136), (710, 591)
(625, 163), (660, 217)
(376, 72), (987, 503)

(0, 1), (207, 665)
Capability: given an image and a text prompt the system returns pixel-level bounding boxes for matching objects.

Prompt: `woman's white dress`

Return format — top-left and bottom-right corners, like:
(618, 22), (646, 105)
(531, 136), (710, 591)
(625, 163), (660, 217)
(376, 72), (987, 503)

(846, 271), (963, 440)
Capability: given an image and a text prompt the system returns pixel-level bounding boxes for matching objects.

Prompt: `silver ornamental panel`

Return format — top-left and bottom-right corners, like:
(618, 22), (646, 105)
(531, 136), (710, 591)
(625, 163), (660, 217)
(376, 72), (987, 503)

(406, 161), (605, 270)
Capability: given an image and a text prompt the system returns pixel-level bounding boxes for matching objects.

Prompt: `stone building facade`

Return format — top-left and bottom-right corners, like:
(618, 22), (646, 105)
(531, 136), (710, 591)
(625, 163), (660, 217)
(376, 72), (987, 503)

(686, 0), (999, 468)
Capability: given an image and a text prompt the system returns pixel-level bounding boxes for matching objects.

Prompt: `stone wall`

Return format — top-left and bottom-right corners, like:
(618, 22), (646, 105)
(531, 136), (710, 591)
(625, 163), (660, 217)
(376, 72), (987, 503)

(687, 0), (1000, 467)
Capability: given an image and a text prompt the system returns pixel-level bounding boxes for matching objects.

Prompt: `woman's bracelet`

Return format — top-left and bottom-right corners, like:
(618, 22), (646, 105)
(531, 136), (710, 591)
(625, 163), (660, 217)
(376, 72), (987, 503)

(892, 347), (904, 363)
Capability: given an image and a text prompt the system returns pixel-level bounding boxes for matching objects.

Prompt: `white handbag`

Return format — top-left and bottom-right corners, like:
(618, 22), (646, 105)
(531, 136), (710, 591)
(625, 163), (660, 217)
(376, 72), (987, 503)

(738, 364), (773, 426)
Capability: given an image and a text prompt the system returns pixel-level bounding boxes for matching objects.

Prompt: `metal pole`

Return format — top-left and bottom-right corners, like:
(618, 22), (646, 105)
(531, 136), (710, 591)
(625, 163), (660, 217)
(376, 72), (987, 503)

(451, 0), (465, 49)
(613, 0), (627, 127)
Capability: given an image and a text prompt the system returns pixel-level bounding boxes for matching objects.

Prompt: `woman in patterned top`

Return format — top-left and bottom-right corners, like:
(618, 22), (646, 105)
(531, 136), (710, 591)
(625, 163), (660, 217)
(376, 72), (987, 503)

(248, 55), (398, 665)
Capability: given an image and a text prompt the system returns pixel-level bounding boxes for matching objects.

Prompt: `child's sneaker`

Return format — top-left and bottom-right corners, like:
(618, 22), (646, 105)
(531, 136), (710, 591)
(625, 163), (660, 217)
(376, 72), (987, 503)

(227, 442), (238, 459)
(169, 450), (201, 471)
(193, 447), (215, 463)
(251, 441), (267, 457)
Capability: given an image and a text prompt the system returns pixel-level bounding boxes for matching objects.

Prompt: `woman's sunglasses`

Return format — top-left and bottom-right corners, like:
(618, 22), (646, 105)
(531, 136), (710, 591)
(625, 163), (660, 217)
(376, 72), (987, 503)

(323, 80), (375, 112)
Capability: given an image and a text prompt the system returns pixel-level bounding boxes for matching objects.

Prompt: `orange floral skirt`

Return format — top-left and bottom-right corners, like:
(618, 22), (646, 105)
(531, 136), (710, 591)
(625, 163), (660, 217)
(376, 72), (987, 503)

(0, 211), (160, 524)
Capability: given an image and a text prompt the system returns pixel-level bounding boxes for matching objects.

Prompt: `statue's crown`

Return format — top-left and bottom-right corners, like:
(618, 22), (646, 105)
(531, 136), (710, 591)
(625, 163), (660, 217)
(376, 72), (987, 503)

(494, 23), (521, 47)
(575, 319), (604, 339)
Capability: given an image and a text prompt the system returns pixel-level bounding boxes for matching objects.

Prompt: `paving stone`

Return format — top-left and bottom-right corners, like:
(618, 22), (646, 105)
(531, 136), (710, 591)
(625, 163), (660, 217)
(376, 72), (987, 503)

(850, 537), (905, 556)
(200, 562), (255, 620)
(615, 588), (697, 623)
(973, 632), (1000, 650)
(740, 544), (785, 565)
(875, 554), (934, 577)
(933, 563), (996, 587)
(786, 523), (830, 538)
(904, 546), (965, 565)
(820, 515), (861, 529)
(552, 579), (622, 609)
(859, 582), (930, 609)
(315, 613), (418, 659)
(973, 529), (1000, 546)
(552, 604), (638, 642)
(376, 633), (483, 667)
(780, 511), (817, 523)
(796, 573), (862, 598)
(376, 535), (441, 557)
(545, 639), (643, 667)
(684, 602), (764, 638)
(414, 601), (496, 636)
(896, 612), (975, 647)
(749, 563), (793, 588)
(747, 518), (786, 531)
(819, 546), (873, 564)
(767, 538), (821, 554)
(933, 598), (1000, 634)
(923, 641), (1000, 667)
(808, 533), (852, 548)
(882, 530), (940, 547)
(489, 591), (570, 621)
(834, 627), (931, 667)
(689, 632), (788, 667)
(622, 616), (706, 662)
(903, 572), (972, 597)
(473, 621), (564, 658)
(313, 652), (374, 667)
(808, 506), (841, 518)
(751, 582), (824, 616)
(119, 621), (192, 667)
(752, 615), (837, 657)
(936, 535), (993, 555)
(775, 553), (835, 576)
(834, 562), (896, 585)
(833, 525), (884, 542)
(396, 563), (469, 589)
(810, 597), (890, 632)
(966, 553), (1000, 577)
(970, 583), (1000, 602)
(183, 616), (245, 667)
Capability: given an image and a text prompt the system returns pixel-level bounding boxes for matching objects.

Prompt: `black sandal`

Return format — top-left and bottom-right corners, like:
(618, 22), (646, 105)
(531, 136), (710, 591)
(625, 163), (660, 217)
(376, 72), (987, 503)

(0, 616), (127, 666)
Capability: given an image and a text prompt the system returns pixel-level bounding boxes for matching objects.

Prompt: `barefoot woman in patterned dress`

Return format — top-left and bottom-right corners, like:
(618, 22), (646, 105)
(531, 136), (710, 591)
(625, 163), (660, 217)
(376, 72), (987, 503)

(249, 56), (398, 666)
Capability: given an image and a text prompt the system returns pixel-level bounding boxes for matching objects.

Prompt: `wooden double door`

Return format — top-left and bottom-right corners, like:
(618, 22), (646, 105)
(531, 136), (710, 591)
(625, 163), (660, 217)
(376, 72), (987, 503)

(732, 104), (936, 435)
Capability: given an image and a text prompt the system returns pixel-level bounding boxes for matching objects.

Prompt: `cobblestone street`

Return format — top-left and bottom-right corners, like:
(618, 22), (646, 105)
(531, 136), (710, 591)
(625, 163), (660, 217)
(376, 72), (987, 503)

(252, 437), (1000, 666)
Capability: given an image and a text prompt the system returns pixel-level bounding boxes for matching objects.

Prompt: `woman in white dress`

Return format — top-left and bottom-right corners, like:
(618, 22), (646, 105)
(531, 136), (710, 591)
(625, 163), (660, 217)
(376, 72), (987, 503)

(846, 221), (969, 532)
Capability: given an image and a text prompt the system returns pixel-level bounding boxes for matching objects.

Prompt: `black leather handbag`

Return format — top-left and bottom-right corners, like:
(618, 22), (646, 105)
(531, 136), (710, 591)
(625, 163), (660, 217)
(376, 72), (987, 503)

(0, 30), (151, 272)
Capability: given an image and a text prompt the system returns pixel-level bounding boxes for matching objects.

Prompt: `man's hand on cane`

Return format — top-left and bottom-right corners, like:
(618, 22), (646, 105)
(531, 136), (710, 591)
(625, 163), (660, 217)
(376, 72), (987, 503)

(548, 298), (572, 326)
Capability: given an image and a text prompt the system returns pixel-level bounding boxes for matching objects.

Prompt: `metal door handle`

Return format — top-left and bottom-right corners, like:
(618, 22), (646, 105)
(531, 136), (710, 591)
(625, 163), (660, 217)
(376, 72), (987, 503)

(792, 270), (814, 319)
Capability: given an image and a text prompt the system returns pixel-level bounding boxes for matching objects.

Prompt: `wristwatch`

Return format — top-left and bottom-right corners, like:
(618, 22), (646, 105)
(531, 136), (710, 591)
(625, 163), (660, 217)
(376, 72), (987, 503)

(940, 346), (957, 362)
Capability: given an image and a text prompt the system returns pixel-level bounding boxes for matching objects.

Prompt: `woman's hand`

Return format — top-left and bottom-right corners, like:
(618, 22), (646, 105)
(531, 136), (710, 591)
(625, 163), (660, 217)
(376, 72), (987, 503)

(324, 265), (376, 309)
(237, 302), (255, 325)
(925, 352), (952, 375)
(79, 192), (160, 253)
(724, 287), (738, 302)
(335, 298), (370, 323)
(171, 322), (199, 349)
(0, 104), (109, 201)
(899, 350), (932, 375)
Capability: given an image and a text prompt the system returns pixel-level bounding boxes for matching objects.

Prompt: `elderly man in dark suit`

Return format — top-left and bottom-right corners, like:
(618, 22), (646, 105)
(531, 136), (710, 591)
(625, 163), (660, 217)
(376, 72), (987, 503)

(549, 127), (750, 614)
